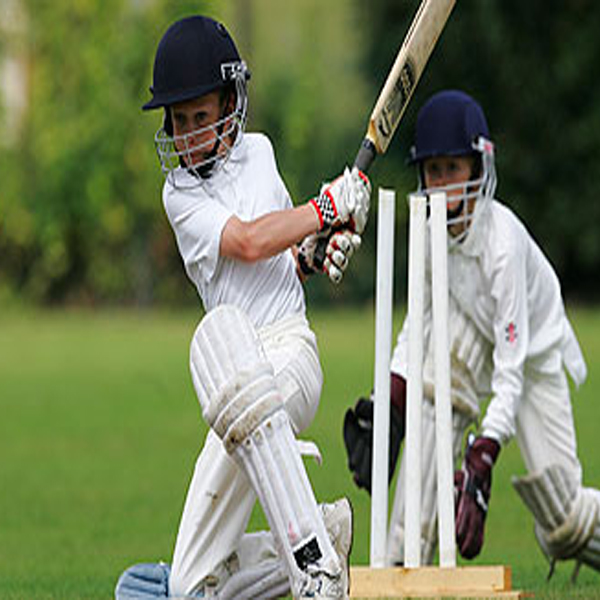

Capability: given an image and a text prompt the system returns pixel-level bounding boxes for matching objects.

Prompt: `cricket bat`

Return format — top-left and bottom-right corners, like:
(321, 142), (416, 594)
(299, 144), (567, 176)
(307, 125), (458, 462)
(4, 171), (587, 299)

(354, 0), (457, 172)
(315, 0), (456, 268)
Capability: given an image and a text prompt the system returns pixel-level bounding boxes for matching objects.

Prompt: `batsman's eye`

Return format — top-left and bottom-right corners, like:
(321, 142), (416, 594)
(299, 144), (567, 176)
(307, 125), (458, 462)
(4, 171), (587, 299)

(194, 111), (211, 126)
(172, 113), (187, 130)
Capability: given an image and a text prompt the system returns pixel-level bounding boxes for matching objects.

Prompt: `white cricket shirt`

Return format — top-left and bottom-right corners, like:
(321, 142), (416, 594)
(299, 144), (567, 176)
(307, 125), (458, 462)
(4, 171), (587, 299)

(162, 132), (305, 329)
(392, 199), (586, 445)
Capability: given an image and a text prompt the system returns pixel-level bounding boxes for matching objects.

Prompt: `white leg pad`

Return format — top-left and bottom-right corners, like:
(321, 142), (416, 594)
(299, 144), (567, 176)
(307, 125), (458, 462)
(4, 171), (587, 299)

(189, 305), (340, 595)
(235, 410), (339, 585)
(190, 305), (282, 452)
(422, 295), (492, 420)
(512, 464), (599, 561)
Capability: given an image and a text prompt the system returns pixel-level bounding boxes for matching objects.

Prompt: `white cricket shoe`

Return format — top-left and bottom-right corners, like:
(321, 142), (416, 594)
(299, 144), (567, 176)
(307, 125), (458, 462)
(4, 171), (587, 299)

(321, 497), (353, 596)
(296, 497), (353, 599)
(297, 565), (347, 599)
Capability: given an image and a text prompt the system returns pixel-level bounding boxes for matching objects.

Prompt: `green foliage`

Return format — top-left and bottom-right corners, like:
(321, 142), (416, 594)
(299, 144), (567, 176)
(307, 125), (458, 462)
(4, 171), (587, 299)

(360, 0), (600, 302)
(3, 1), (600, 305)
(0, 0), (217, 305)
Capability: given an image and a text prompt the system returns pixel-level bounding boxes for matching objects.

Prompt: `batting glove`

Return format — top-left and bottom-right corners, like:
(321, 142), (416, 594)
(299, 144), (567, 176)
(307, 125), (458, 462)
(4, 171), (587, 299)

(297, 232), (321, 278)
(310, 166), (371, 233)
(297, 228), (361, 284)
(455, 434), (501, 559)
(323, 229), (361, 284)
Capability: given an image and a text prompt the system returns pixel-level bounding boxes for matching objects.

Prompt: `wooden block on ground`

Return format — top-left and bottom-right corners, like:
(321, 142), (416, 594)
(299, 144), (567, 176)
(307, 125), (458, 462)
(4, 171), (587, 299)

(350, 565), (528, 598)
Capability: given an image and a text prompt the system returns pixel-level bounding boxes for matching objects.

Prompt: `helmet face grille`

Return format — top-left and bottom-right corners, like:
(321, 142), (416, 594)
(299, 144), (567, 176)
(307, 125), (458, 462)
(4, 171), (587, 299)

(415, 137), (497, 246)
(154, 76), (248, 188)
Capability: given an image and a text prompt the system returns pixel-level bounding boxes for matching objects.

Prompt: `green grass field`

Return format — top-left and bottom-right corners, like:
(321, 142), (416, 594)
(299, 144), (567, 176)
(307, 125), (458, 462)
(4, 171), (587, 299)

(1, 306), (600, 599)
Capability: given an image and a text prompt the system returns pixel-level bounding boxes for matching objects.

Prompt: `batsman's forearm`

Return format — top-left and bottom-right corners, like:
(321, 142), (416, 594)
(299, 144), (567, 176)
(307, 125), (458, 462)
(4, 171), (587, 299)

(221, 205), (319, 262)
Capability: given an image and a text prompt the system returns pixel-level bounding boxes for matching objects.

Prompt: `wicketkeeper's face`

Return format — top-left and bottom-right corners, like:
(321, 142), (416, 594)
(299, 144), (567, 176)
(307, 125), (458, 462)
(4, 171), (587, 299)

(422, 155), (478, 237)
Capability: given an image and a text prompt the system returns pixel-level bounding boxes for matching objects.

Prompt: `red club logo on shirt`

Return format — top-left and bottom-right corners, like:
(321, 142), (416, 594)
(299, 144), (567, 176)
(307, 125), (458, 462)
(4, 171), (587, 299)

(505, 322), (518, 344)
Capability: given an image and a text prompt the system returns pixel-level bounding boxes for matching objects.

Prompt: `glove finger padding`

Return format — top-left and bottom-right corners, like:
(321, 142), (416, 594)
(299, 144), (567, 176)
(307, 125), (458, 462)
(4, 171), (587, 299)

(455, 478), (485, 559)
(455, 436), (500, 559)
(300, 228), (361, 284)
(348, 167), (371, 234)
(323, 230), (361, 285)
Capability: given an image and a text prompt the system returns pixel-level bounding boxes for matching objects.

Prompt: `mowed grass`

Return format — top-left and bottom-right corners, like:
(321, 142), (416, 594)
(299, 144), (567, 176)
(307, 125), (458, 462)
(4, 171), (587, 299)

(1, 305), (600, 599)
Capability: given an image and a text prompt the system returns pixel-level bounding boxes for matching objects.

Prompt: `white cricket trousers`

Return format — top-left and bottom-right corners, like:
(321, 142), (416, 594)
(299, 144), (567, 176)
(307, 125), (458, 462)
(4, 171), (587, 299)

(169, 312), (323, 596)
(515, 366), (582, 481)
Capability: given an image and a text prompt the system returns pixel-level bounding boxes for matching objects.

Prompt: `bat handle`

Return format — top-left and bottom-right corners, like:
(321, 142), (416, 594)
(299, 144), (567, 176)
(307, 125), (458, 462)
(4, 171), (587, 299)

(354, 138), (377, 173)
(313, 138), (377, 270)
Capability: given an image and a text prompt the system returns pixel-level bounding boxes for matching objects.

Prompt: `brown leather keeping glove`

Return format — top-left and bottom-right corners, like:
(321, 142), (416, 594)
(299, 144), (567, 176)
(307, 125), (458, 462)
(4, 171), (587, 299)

(454, 434), (501, 559)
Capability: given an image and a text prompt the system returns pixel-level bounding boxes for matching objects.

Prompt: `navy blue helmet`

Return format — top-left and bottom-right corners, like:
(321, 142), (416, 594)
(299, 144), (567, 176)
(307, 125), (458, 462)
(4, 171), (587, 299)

(410, 90), (490, 164)
(143, 15), (248, 111)
(409, 90), (497, 246)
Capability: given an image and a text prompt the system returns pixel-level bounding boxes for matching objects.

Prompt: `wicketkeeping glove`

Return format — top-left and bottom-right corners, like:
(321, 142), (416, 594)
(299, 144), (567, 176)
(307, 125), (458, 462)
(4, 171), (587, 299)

(310, 166), (371, 233)
(454, 434), (501, 559)
(343, 374), (406, 493)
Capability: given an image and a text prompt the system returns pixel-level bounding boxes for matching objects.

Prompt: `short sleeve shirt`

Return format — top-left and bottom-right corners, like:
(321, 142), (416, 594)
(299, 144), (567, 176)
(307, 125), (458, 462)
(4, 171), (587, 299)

(162, 132), (305, 329)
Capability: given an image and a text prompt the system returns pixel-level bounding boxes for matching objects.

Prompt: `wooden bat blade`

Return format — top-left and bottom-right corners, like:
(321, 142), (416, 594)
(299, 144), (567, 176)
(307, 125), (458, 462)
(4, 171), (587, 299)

(362, 0), (456, 163)
(315, 0), (456, 269)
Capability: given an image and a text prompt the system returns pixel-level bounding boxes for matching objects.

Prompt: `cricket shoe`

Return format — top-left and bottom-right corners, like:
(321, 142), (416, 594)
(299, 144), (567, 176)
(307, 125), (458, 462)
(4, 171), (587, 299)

(296, 565), (347, 599)
(114, 562), (170, 599)
(320, 497), (353, 597)
(295, 497), (354, 599)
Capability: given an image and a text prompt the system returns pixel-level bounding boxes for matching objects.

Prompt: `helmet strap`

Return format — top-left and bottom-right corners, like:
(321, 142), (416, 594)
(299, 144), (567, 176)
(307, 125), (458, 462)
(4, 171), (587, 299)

(163, 108), (173, 136)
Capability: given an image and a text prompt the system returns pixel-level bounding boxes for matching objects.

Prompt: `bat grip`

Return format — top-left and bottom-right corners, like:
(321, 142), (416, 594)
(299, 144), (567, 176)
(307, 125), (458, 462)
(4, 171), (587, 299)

(354, 138), (377, 173)
(313, 138), (377, 271)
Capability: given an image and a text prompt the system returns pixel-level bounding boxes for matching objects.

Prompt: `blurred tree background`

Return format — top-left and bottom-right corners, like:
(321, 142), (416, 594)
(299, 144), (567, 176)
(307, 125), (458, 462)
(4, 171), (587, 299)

(1, 0), (600, 308)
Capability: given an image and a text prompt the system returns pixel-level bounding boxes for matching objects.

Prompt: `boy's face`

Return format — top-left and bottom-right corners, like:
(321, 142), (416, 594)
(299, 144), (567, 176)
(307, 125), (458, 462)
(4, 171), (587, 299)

(170, 91), (228, 169)
(422, 155), (476, 237)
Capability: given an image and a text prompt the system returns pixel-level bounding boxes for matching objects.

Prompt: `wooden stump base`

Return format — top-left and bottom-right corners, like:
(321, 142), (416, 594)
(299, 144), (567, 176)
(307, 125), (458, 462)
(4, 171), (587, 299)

(349, 565), (529, 598)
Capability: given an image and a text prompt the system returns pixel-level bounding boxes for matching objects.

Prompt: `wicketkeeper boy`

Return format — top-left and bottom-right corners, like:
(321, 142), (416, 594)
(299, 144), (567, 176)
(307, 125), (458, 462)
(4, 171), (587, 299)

(344, 89), (600, 580)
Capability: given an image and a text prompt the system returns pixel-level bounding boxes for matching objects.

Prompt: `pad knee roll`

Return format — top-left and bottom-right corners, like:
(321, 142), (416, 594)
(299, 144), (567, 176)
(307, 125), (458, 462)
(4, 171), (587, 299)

(190, 305), (283, 453)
